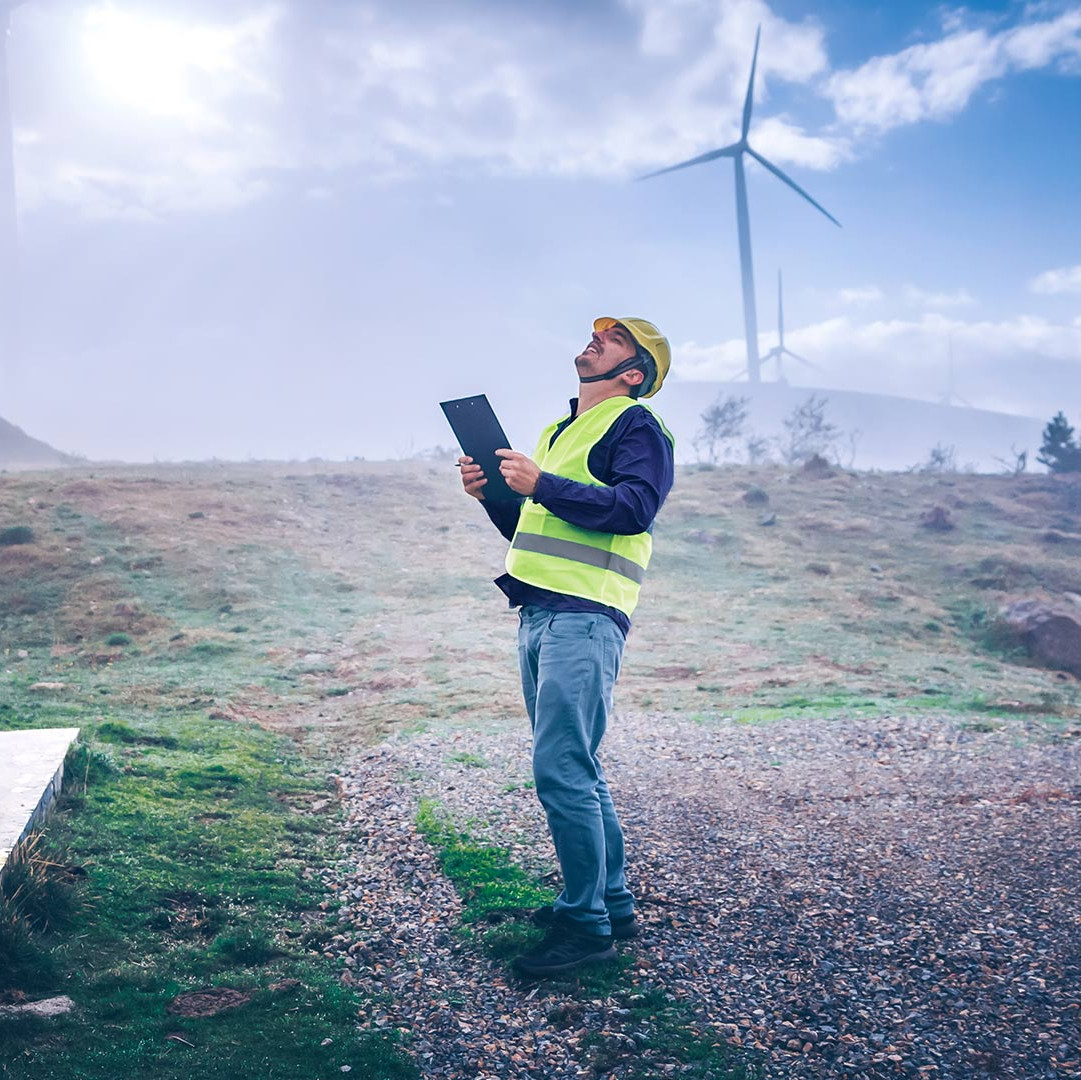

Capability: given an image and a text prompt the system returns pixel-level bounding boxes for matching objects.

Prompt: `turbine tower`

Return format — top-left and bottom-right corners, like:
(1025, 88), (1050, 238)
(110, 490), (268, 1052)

(761, 270), (823, 384)
(641, 27), (840, 385)
(0, 0), (27, 413)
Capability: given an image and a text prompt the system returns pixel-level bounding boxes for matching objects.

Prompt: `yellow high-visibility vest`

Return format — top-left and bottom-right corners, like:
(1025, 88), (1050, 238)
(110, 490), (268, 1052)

(505, 396), (674, 617)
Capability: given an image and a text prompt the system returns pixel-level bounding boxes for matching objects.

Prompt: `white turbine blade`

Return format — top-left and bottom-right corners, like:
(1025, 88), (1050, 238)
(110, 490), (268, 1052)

(638, 143), (740, 181)
(725, 367), (750, 383)
(741, 26), (762, 140)
(784, 348), (824, 372)
(746, 148), (841, 227)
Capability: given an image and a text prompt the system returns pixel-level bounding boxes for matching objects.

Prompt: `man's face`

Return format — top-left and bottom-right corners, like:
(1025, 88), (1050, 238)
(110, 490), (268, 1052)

(574, 324), (638, 380)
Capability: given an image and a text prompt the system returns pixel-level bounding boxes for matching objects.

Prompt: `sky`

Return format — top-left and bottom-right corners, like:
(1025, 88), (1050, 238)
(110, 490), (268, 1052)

(2, 0), (1080, 461)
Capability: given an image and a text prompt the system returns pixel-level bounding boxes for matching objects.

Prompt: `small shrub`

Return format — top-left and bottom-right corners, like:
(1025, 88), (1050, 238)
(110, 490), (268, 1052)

(189, 640), (237, 657)
(105, 632), (132, 647)
(0, 525), (35, 546)
(209, 927), (282, 966)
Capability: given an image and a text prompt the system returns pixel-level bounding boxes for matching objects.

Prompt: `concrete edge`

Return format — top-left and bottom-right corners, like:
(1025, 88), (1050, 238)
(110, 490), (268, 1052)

(0, 729), (81, 883)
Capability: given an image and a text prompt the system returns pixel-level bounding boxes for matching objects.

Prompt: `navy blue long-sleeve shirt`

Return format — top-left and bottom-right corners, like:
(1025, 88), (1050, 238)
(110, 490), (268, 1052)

(482, 398), (675, 636)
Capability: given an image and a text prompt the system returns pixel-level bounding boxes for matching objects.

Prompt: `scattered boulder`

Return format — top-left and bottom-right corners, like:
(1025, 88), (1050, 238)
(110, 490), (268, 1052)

(1001, 598), (1081, 678)
(801, 454), (834, 477)
(0, 996), (76, 1019)
(758, 512), (777, 527)
(920, 506), (955, 531)
(742, 486), (769, 506)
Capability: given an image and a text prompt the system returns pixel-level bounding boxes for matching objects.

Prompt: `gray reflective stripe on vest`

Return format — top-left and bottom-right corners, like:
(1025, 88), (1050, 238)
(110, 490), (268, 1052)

(510, 533), (646, 584)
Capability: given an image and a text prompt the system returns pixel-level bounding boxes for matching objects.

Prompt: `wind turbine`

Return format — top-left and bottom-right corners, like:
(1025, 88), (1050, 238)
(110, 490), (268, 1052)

(761, 270), (823, 384)
(640, 27), (840, 385)
(939, 333), (972, 408)
(0, 0), (27, 412)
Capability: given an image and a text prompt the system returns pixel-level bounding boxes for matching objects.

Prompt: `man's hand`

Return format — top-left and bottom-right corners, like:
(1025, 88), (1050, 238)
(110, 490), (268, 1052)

(496, 449), (541, 497)
(458, 456), (487, 500)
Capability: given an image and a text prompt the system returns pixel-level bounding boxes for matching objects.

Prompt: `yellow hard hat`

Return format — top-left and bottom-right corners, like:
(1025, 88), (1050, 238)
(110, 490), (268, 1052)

(593, 316), (671, 398)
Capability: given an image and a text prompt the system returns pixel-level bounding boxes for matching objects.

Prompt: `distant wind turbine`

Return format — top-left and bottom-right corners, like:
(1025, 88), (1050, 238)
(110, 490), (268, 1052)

(940, 333), (972, 408)
(760, 270), (824, 384)
(640, 26), (841, 385)
(0, 0), (27, 411)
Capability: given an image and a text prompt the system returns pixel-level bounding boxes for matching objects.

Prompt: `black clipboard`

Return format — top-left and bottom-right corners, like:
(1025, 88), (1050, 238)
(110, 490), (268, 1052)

(440, 394), (518, 502)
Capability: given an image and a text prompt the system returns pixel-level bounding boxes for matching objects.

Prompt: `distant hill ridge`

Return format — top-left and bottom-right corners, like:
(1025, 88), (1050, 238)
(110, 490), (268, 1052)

(0, 416), (75, 470)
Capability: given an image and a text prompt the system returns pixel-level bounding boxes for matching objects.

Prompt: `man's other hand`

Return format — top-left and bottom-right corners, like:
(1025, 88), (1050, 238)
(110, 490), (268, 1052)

(496, 449), (541, 496)
(458, 456), (488, 500)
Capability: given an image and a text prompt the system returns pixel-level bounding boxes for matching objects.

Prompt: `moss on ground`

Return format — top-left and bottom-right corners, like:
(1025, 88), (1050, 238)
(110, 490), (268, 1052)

(0, 710), (416, 1080)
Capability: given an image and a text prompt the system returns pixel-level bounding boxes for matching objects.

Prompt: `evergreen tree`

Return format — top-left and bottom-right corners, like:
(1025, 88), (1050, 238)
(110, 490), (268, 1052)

(1037, 412), (1081, 473)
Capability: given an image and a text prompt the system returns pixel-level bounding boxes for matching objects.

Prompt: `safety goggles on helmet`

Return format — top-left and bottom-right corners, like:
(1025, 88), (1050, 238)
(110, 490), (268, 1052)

(580, 317), (670, 398)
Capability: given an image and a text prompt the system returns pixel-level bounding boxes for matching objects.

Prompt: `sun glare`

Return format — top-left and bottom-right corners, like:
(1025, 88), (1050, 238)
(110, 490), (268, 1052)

(82, 5), (261, 124)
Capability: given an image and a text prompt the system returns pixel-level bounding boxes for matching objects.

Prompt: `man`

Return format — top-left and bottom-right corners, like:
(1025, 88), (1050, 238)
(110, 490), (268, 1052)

(459, 317), (675, 977)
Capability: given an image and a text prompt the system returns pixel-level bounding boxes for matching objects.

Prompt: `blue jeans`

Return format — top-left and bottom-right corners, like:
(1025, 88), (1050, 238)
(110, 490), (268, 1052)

(517, 604), (635, 937)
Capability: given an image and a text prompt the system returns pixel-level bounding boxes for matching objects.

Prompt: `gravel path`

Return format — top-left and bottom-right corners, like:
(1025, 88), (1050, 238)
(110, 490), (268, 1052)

(328, 713), (1081, 1079)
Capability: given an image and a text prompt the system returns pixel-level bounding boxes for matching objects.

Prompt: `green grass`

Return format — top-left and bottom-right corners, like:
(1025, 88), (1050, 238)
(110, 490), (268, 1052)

(415, 799), (550, 924)
(415, 799), (760, 1078)
(0, 711), (417, 1080)
(446, 751), (488, 768)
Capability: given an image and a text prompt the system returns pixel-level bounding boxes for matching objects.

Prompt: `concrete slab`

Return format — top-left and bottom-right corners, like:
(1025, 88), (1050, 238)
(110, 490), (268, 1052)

(0, 728), (80, 874)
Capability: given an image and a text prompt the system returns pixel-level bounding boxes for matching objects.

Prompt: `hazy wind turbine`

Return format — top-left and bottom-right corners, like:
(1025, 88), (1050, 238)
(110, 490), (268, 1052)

(940, 333), (972, 408)
(0, 0), (27, 412)
(761, 270), (823, 384)
(640, 27), (840, 385)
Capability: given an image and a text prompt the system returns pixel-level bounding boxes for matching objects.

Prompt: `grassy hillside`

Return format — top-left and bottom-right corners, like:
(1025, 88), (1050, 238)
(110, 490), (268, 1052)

(1, 459), (1078, 1078)
(2, 460), (1078, 745)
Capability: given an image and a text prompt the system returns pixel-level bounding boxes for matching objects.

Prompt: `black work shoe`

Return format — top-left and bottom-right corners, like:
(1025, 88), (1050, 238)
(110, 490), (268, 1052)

(513, 926), (616, 977)
(531, 906), (640, 940)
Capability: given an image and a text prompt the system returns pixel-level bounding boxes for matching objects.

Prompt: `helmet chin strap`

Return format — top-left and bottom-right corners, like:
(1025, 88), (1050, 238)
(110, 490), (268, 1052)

(579, 355), (646, 384)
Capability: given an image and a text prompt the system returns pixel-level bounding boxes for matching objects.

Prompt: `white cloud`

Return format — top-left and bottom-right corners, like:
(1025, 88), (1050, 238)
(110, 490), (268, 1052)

(839, 285), (883, 304)
(904, 285), (977, 309)
(14, 0), (842, 217)
(826, 8), (1081, 132)
(1030, 264), (1081, 295)
(672, 312), (1081, 417)
(13, 0), (1081, 219)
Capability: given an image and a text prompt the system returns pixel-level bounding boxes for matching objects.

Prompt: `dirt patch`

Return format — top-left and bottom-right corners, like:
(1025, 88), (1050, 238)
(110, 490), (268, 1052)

(166, 987), (253, 1018)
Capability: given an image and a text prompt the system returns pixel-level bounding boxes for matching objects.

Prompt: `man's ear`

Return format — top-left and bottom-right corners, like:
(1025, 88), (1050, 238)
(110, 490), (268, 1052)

(622, 368), (645, 389)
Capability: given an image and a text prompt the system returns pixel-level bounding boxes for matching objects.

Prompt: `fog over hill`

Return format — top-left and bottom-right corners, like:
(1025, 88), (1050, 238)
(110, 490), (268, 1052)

(1, 386), (1048, 473)
(430, 384), (1048, 474)
(0, 416), (75, 471)
(655, 383), (1046, 472)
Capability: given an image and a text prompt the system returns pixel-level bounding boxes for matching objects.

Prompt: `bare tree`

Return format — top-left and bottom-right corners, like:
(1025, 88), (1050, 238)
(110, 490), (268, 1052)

(992, 444), (1028, 476)
(693, 394), (749, 465)
(839, 428), (862, 470)
(912, 443), (958, 473)
(780, 395), (838, 465)
(745, 433), (771, 464)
